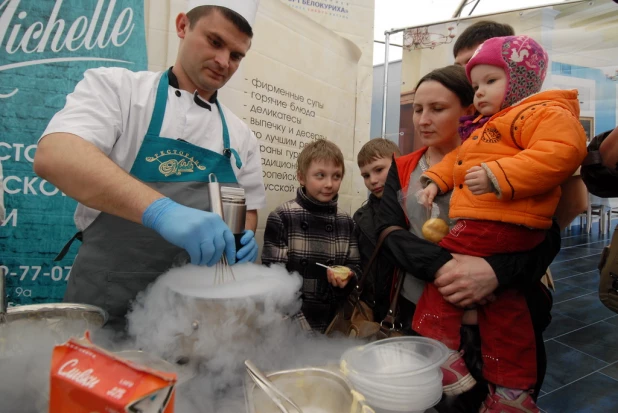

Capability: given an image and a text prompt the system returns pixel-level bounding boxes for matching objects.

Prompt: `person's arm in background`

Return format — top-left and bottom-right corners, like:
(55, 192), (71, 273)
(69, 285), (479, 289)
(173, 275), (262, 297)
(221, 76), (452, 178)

(599, 126), (618, 170)
(581, 128), (618, 198)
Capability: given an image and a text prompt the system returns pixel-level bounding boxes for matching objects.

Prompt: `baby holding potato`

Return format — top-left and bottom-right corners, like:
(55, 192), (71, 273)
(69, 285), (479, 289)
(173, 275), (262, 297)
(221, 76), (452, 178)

(261, 140), (361, 333)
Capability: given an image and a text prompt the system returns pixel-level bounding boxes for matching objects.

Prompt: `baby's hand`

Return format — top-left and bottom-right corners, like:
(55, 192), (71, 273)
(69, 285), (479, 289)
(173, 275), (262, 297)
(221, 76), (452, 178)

(420, 183), (439, 208)
(464, 166), (492, 195)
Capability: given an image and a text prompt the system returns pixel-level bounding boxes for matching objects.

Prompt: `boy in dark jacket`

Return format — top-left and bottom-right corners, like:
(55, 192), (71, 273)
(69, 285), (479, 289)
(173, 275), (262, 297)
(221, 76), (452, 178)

(353, 139), (401, 321)
(262, 140), (361, 333)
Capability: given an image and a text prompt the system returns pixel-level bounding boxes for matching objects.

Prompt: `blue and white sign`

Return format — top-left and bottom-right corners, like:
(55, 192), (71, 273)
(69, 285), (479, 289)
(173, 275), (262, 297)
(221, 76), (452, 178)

(0, 0), (147, 305)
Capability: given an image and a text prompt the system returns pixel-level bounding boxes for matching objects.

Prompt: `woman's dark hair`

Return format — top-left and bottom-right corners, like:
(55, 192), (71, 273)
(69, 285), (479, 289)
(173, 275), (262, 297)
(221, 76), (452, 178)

(414, 65), (474, 107)
(187, 6), (253, 38)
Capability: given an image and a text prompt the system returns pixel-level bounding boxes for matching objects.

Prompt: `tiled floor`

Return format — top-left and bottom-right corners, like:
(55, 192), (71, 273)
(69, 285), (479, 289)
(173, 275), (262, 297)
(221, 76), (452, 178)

(537, 221), (618, 413)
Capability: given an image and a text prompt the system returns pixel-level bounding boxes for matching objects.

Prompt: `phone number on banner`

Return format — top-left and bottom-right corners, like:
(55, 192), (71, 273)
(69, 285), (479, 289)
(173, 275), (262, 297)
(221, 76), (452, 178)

(0, 265), (71, 282)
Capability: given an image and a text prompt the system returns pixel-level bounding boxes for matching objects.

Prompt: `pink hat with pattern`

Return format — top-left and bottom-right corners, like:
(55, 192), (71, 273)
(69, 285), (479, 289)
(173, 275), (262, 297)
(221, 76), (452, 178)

(466, 35), (548, 108)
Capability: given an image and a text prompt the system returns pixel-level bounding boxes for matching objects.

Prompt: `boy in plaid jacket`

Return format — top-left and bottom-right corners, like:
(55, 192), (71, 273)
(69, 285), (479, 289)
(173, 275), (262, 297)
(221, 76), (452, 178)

(262, 140), (361, 333)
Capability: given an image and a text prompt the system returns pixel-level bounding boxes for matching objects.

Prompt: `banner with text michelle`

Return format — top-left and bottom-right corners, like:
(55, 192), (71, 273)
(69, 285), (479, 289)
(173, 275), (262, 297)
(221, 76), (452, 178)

(0, 0), (147, 305)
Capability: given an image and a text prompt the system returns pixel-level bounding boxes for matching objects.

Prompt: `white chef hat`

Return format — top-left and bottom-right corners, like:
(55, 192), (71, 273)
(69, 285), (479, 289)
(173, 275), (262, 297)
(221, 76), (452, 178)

(187, 0), (259, 27)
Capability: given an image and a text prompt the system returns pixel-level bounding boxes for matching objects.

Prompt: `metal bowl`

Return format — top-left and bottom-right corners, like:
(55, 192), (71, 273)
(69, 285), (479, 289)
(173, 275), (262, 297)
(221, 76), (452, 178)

(2, 303), (108, 325)
(245, 367), (375, 413)
(0, 303), (108, 357)
(0, 303), (107, 413)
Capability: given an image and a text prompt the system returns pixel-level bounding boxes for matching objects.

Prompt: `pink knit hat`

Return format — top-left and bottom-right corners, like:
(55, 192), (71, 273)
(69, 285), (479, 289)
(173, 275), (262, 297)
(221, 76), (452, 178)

(466, 35), (548, 109)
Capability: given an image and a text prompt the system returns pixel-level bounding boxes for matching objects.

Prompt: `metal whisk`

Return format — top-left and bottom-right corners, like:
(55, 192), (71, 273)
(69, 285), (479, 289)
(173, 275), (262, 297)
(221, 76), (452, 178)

(208, 173), (236, 285)
(213, 252), (236, 285)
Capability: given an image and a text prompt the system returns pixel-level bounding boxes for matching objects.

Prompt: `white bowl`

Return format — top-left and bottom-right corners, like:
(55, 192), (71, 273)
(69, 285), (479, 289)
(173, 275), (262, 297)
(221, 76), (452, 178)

(341, 337), (449, 379)
(346, 363), (442, 388)
(350, 375), (443, 401)
(349, 380), (442, 404)
(363, 389), (442, 412)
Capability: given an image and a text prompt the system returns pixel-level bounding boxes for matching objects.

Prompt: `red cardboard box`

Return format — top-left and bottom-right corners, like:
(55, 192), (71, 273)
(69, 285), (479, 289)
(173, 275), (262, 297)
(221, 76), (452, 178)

(49, 334), (176, 413)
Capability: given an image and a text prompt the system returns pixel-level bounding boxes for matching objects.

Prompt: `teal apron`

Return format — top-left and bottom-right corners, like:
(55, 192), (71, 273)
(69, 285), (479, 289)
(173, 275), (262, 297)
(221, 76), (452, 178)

(62, 72), (242, 330)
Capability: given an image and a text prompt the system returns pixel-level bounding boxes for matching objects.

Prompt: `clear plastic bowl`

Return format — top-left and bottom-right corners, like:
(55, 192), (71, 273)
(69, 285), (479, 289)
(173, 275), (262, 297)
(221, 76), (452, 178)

(350, 377), (443, 404)
(362, 388), (443, 412)
(349, 368), (442, 397)
(349, 373), (442, 398)
(349, 375), (442, 394)
(341, 337), (449, 380)
(346, 363), (442, 388)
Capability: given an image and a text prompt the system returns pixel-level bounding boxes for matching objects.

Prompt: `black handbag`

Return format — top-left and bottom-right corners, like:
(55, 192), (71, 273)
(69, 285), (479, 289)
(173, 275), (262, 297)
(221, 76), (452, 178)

(325, 226), (407, 340)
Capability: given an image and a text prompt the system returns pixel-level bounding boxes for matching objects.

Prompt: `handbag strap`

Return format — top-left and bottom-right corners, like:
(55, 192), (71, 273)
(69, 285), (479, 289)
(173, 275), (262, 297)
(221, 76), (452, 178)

(380, 269), (406, 330)
(354, 225), (405, 295)
(343, 225), (405, 321)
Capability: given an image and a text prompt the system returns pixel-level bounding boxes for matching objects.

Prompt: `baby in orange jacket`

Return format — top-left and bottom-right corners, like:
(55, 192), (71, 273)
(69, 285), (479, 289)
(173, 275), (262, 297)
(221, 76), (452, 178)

(416, 36), (587, 410)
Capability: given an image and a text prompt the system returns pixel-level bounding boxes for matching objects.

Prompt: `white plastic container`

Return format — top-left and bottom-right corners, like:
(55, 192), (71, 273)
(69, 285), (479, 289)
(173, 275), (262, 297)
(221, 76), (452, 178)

(341, 337), (449, 380)
(340, 337), (449, 413)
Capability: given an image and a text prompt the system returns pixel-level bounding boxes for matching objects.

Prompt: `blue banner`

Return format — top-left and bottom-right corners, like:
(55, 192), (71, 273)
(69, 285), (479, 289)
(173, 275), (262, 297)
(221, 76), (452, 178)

(0, 0), (147, 305)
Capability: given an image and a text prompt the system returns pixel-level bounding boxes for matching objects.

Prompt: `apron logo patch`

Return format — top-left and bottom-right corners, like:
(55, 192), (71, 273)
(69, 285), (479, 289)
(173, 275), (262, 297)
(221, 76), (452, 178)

(146, 150), (206, 177)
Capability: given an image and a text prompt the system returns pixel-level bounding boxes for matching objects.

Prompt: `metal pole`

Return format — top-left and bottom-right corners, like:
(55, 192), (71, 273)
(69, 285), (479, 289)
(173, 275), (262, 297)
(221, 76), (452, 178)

(381, 32), (390, 139)
(452, 0), (469, 18)
(468, 0), (481, 16)
(388, 0), (582, 35)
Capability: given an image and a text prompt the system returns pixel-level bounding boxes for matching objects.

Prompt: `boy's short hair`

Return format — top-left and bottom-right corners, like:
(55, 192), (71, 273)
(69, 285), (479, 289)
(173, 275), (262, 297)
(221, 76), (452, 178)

(357, 139), (401, 168)
(297, 139), (345, 177)
(453, 20), (514, 57)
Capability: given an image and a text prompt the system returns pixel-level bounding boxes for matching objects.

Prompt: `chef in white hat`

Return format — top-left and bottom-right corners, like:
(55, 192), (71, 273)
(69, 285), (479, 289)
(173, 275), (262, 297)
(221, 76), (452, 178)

(34, 0), (264, 329)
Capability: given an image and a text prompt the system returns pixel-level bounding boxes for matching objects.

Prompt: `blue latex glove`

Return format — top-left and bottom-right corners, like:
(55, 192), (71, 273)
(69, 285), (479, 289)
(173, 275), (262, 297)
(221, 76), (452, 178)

(143, 197), (236, 266)
(236, 230), (259, 264)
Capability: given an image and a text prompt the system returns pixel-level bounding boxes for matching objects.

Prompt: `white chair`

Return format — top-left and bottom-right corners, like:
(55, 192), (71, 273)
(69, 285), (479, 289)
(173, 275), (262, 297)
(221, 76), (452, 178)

(588, 194), (617, 234)
(568, 192), (606, 234)
(601, 197), (618, 233)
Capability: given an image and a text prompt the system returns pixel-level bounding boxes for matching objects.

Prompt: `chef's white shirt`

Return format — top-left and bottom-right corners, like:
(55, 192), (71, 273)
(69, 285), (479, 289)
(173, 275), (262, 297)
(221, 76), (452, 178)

(42, 67), (266, 231)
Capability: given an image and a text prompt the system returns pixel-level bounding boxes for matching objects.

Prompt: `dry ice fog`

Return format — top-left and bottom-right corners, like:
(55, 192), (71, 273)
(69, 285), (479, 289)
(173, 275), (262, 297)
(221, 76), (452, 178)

(0, 263), (361, 413)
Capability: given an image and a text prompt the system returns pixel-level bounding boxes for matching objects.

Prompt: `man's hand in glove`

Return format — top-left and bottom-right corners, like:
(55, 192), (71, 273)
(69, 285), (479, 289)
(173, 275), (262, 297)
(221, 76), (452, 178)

(142, 197), (236, 266)
(236, 230), (259, 264)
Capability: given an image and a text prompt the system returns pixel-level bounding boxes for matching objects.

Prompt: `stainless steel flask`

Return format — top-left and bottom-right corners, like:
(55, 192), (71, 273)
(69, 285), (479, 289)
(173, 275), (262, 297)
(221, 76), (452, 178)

(220, 186), (247, 251)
